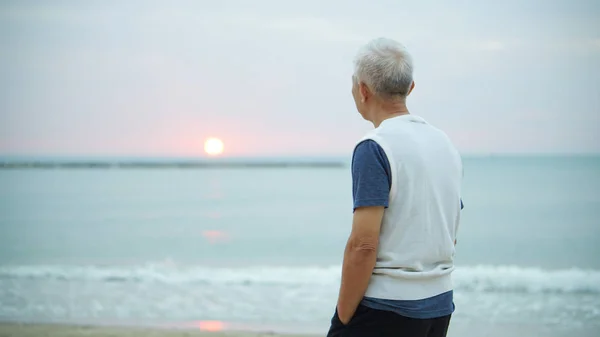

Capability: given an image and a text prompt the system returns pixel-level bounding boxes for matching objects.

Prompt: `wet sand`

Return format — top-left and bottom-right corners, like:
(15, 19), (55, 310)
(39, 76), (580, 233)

(0, 323), (315, 337)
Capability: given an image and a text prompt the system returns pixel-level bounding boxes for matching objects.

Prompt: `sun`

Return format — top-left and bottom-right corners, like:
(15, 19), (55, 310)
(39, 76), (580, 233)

(204, 137), (224, 156)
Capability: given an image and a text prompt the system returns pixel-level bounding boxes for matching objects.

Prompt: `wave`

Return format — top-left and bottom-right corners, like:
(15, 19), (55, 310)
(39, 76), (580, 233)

(452, 265), (600, 294)
(1, 263), (599, 295)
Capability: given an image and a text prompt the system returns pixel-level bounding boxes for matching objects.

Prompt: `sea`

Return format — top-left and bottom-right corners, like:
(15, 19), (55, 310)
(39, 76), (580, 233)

(0, 155), (599, 336)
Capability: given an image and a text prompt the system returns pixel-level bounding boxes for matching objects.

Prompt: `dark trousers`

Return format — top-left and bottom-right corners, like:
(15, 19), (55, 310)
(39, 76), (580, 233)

(327, 304), (451, 337)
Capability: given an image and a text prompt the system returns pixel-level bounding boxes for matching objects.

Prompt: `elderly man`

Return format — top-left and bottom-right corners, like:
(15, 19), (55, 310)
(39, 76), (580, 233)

(327, 38), (464, 337)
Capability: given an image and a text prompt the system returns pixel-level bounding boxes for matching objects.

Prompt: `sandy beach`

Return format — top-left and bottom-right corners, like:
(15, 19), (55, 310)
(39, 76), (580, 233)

(2, 322), (599, 337)
(0, 323), (316, 337)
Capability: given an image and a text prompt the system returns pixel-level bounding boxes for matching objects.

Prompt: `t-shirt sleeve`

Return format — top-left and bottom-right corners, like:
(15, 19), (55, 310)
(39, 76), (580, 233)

(351, 140), (392, 211)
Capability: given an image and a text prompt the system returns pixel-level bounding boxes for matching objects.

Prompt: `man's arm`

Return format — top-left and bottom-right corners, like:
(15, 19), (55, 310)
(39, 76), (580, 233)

(336, 205), (385, 324)
(337, 139), (390, 324)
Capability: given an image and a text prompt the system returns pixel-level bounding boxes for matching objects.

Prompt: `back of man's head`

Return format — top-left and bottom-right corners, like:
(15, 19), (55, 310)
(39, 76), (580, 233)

(353, 38), (414, 100)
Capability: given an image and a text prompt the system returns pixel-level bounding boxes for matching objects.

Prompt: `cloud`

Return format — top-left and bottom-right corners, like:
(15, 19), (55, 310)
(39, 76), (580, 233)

(264, 17), (367, 43)
(0, 3), (119, 25)
(523, 37), (600, 53)
(477, 40), (505, 51)
(586, 38), (600, 50)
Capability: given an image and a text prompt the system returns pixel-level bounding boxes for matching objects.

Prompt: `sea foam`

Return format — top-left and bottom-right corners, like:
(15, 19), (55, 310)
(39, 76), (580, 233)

(1, 264), (598, 294)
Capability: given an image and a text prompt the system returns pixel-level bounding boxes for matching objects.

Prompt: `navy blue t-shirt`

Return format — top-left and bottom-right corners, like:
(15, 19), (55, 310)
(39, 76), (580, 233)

(352, 139), (462, 319)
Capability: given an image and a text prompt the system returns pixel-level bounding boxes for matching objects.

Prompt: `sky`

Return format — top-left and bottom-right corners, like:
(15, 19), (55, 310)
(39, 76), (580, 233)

(0, 0), (599, 157)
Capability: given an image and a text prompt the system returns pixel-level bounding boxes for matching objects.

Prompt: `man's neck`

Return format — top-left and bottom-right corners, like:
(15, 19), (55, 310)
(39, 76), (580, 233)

(370, 107), (410, 128)
(369, 98), (410, 127)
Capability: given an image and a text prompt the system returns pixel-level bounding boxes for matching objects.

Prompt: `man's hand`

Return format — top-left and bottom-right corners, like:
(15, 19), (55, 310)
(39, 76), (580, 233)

(338, 309), (352, 325)
(336, 206), (384, 324)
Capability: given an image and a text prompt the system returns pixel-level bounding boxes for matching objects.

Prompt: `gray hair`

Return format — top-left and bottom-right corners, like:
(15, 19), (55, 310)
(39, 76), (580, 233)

(353, 38), (414, 99)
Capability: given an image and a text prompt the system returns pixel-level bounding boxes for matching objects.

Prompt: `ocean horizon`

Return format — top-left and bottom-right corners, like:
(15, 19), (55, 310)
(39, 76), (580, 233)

(1, 153), (598, 167)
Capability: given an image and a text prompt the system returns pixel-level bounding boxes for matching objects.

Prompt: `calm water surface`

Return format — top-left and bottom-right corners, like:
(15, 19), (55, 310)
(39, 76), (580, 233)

(0, 156), (599, 333)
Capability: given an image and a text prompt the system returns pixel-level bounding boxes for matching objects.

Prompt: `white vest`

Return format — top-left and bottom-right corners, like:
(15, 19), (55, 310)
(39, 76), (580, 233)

(356, 114), (463, 301)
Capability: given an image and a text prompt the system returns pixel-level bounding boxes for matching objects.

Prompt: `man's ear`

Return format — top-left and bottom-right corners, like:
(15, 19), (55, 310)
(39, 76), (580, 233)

(359, 82), (371, 103)
(407, 81), (415, 96)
